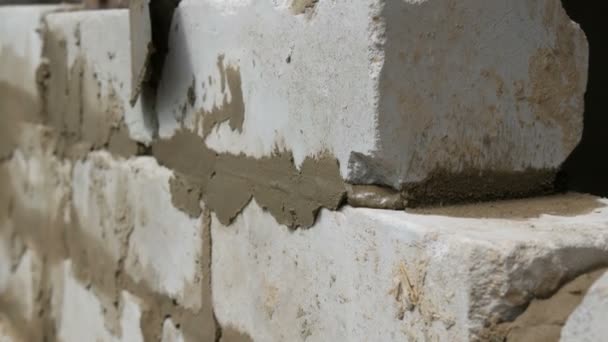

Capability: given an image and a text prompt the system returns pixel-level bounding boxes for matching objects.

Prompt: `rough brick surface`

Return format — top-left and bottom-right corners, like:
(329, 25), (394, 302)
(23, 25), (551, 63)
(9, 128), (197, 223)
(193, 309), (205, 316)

(212, 199), (608, 341)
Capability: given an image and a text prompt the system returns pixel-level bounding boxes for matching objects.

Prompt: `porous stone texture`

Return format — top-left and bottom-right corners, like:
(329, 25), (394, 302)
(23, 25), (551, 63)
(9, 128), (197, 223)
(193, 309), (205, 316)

(561, 270), (608, 342)
(155, 0), (587, 201)
(212, 198), (608, 341)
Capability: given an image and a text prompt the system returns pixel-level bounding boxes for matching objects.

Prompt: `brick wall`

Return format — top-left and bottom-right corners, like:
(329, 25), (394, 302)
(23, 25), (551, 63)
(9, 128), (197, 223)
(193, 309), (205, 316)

(0, 2), (606, 341)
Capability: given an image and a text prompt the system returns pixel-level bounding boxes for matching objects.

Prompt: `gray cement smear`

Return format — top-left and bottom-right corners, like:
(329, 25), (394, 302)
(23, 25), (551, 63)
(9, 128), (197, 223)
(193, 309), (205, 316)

(153, 130), (345, 228)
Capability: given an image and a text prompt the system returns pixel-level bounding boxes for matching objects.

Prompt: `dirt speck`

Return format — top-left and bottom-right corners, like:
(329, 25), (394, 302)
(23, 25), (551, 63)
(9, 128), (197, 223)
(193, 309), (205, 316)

(186, 76), (196, 107)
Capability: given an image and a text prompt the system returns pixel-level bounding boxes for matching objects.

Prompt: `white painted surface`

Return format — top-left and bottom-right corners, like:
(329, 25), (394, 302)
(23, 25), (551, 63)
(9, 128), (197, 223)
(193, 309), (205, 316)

(52, 260), (145, 342)
(159, 0), (587, 188)
(561, 270), (608, 342)
(212, 199), (608, 341)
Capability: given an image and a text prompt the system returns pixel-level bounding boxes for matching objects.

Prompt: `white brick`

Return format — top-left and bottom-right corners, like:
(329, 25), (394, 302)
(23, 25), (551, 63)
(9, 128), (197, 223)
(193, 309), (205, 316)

(73, 152), (206, 310)
(212, 198), (608, 341)
(44, 10), (154, 143)
(159, 0), (587, 188)
(0, 5), (69, 96)
(51, 260), (144, 342)
(561, 270), (608, 342)
(123, 158), (205, 310)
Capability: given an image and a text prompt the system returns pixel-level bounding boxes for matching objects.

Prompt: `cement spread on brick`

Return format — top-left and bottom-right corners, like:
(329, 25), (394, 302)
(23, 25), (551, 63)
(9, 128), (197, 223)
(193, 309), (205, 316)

(153, 130), (345, 228)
